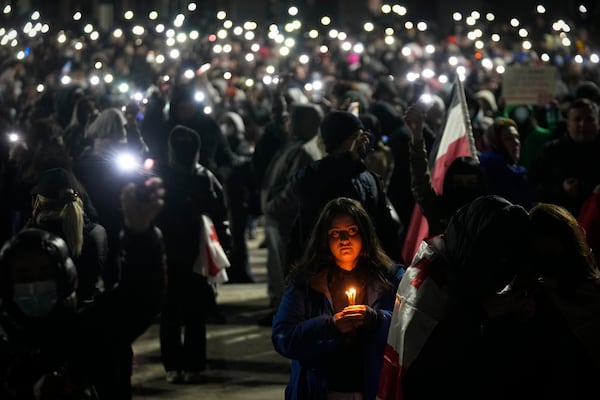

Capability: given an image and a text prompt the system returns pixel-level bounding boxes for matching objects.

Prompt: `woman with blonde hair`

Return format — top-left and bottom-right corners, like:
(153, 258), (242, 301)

(28, 167), (107, 303)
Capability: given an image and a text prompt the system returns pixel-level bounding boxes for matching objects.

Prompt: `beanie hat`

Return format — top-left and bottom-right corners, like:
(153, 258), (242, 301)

(574, 81), (600, 103)
(320, 110), (364, 153)
(31, 168), (80, 201)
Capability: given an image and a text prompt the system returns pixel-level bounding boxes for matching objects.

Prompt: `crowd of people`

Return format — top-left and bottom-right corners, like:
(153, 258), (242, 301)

(0, 2), (599, 399)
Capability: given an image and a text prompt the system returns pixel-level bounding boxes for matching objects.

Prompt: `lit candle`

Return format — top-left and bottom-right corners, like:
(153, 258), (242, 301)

(345, 287), (356, 306)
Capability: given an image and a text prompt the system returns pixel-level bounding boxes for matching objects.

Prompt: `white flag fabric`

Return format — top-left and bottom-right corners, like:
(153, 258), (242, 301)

(377, 237), (448, 400)
(193, 214), (230, 284)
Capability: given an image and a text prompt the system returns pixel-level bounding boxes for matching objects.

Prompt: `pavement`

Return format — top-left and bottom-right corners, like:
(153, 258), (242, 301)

(131, 224), (290, 399)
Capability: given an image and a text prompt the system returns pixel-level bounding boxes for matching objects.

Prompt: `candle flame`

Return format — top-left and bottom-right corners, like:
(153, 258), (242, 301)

(345, 287), (356, 306)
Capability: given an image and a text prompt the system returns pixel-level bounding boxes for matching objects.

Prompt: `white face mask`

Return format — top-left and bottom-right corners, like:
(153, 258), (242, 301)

(13, 280), (58, 318)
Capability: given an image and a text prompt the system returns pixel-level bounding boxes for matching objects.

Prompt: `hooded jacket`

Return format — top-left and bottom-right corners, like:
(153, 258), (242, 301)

(156, 126), (231, 279)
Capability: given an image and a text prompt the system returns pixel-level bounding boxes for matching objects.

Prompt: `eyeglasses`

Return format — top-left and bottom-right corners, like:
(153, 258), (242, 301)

(327, 226), (360, 239)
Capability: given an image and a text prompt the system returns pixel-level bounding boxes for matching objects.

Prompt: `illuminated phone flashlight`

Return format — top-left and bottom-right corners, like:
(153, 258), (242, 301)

(419, 93), (433, 104)
(418, 93), (435, 112)
(194, 91), (205, 103)
(115, 151), (140, 173)
(7, 132), (20, 143)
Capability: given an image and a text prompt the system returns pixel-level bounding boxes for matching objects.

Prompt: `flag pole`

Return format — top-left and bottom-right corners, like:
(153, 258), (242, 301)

(455, 76), (478, 160)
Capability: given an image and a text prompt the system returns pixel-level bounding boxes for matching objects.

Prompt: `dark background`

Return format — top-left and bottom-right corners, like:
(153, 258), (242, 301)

(6, 0), (599, 40)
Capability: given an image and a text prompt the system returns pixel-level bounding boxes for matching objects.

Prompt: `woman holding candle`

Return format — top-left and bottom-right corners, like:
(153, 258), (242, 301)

(272, 197), (404, 400)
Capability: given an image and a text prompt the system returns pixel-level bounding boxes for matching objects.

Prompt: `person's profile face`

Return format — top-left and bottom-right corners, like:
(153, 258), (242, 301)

(530, 233), (567, 279)
(499, 126), (520, 163)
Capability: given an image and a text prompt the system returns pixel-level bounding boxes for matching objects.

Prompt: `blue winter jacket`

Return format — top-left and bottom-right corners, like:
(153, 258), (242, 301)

(272, 264), (404, 400)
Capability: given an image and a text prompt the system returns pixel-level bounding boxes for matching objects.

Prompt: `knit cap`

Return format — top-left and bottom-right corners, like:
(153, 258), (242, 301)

(320, 110), (364, 153)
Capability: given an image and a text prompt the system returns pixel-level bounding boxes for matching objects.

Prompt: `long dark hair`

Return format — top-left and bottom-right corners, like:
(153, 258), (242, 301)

(288, 197), (394, 287)
(530, 203), (600, 288)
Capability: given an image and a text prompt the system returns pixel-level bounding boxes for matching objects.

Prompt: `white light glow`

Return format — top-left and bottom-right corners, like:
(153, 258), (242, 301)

(393, 5), (407, 15)
(184, 69), (195, 79)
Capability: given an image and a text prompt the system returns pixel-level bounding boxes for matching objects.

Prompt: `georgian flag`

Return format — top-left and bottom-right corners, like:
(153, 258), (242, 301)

(380, 76), (476, 399)
(400, 76), (477, 267)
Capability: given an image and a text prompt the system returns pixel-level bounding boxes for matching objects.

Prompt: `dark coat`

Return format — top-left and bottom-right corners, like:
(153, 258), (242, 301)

(479, 150), (532, 209)
(529, 134), (600, 216)
(272, 264), (404, 400)
(156, 164), (231, 282)
(288, 151), (403, 264)
(0, 227), (166, 400)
